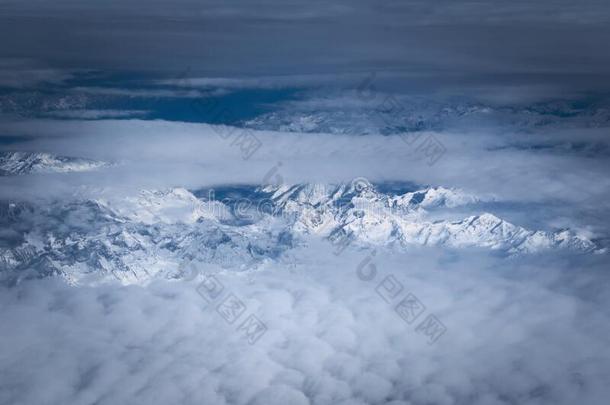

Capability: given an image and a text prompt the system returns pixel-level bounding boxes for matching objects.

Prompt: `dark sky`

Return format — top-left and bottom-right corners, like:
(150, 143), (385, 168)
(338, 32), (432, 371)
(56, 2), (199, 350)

(1, 0), (610, 93)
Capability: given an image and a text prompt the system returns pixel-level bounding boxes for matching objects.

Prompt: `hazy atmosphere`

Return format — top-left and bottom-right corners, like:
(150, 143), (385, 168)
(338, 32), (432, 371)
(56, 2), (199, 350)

(1, 1), (609, 405)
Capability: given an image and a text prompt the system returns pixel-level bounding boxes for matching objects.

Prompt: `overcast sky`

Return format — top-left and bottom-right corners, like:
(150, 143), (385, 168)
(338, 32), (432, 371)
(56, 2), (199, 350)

(2, 0), (610, 94)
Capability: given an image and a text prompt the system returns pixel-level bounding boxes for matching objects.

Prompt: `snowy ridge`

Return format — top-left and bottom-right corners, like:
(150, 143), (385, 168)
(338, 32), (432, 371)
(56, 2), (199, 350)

(0, 182), (599, 285)
(98, 188), (231, 225)
(0, 151), (109, 175)
(0, 190), (292, 285)
(392, 186), (483, 208)
(262, 182), (595, 254)
(244, 98), (610, 135)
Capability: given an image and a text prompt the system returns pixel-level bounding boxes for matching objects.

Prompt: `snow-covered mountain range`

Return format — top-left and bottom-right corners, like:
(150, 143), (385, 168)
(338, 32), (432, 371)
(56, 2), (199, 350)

(0, 151), (109, 175)
(244, 97), (610, 135)
(260, 181), (596, 253)
(0, 177), (599, 285)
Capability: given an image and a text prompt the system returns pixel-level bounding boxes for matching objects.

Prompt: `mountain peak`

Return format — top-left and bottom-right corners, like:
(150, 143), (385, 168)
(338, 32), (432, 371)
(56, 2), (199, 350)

(0, 151), (109, 175)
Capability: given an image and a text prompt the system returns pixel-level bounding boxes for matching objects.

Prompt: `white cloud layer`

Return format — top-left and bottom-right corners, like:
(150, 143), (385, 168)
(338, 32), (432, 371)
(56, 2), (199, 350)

(1, 118), (608, 221)
(1, 242), (609, 405)
(0, 90), (608, 405)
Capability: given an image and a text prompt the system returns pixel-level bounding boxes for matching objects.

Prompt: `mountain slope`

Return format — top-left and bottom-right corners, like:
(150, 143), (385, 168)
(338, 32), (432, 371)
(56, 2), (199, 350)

(0, 151), (109, 175)
(0, 182), (599, 285)
(261, 182), (595, 254)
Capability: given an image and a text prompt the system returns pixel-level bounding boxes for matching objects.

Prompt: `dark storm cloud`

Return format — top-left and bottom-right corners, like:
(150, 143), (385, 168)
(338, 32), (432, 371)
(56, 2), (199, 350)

(1, 0), (610, 92)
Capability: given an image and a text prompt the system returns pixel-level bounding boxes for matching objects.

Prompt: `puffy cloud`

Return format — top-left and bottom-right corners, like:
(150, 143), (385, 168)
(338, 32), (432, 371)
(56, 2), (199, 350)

(0, 242), (609, 405)
(1, 3), (609, 404)
(1, 118), (608, 217)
